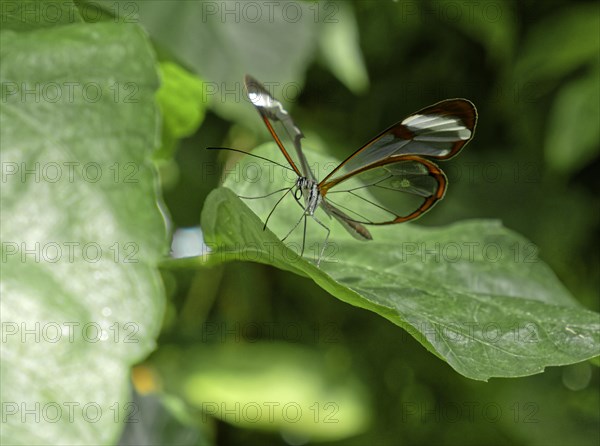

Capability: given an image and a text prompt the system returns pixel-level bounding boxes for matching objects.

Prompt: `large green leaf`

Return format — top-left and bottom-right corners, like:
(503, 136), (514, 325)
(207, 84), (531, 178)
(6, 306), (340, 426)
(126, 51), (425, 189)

(92, 0), (319, 123)
(1, 20), (166, 445)
(0, 0), (83, 31)
(200, 145), (600, 381)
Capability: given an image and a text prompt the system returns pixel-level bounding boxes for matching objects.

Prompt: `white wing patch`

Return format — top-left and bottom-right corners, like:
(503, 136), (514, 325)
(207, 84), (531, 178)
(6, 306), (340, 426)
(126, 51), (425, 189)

(402, 113), (472, 141)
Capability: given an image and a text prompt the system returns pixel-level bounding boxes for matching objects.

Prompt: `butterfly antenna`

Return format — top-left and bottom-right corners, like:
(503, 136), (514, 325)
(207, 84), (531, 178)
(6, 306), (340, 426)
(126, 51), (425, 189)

(238, 187), (291, 200)
(206, 147), (295, 172)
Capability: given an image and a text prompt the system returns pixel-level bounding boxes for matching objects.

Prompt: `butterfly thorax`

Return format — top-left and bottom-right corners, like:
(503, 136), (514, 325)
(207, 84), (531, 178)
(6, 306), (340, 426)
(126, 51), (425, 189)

(295, 177), (321, 216)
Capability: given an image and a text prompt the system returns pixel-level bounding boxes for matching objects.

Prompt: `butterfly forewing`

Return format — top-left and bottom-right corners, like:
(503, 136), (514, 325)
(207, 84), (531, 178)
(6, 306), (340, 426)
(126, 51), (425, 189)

(244, 75), (317, 181)
(321, 156), (447, 226)
(321, 99), (477, 184)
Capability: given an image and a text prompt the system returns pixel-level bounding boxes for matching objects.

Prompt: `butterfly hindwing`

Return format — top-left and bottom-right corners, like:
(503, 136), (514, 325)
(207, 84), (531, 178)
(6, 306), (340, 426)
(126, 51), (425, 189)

(320, 156), (447, 228)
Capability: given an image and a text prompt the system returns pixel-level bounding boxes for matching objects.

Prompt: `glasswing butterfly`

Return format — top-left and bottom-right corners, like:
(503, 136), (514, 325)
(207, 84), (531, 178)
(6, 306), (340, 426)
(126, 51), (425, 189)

(224, 75), (477, 265)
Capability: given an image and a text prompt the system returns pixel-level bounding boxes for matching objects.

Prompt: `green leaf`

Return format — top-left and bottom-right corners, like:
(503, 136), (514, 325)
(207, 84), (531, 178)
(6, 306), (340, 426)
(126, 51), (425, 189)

(545, 68), (600, 174)
(200, 145), (600, 381)
(150, 343), (371, 441)
(155, 61), (206, 160)
(318, 2), (369, 94)
(514, 4), (600, 83)
(0, 0), (83, 31)
(100, 0), (319, 122)
(1, 22), (166, 445)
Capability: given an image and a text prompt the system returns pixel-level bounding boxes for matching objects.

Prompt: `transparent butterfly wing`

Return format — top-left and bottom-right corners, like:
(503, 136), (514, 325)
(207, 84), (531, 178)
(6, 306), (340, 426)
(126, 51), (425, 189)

(321, 99), (477, 184)
(244, 75), (317, 181)
(320, 156), (447, 238)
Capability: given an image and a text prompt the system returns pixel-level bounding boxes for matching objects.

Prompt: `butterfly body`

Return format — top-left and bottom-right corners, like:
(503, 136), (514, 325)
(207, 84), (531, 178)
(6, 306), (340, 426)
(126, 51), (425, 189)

(295, 177), (321, 217)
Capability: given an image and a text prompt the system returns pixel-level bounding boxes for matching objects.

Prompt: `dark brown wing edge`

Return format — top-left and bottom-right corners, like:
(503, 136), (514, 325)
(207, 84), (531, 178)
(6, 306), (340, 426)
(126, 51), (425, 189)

(412, 98), (478, 160)
(244, 75), (302, 176)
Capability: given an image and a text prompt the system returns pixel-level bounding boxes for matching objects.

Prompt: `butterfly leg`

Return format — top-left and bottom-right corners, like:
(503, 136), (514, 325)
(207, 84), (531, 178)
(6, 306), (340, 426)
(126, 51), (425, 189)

(281, 209), (307, 242)
(281, 188), (310, 242)
(260, 187), (294, 231)
(300, 214), (308, 258)
(310, 215), (331, 267)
